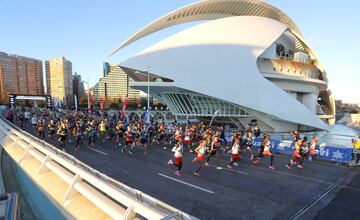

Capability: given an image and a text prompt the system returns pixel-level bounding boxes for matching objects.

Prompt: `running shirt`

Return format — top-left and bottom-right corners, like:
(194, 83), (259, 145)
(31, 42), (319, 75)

(232, 143), (240, 155)
(172, 144), (183, 158)
(31, 116), (38, 125)
(99, 122), (106, 132)
(48, 123), (56, 134)
(197, 144), (206, 154)
(37, 119), (45, 132)
(125, 131), (133, 142)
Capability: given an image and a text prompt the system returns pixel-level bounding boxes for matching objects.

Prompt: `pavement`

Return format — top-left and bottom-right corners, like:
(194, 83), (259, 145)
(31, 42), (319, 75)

(17, 122), (360, 220)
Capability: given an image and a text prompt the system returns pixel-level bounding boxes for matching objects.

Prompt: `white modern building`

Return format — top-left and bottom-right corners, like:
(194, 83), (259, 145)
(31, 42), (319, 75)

(111, 0), (335, 132)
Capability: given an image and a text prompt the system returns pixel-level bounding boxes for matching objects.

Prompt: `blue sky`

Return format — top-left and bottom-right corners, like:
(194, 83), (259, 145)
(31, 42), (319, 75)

(1, 0), (359, 104)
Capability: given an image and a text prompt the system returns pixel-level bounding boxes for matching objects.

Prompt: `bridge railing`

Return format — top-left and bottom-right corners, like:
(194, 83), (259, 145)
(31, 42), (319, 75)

(0, 116), (198, 220)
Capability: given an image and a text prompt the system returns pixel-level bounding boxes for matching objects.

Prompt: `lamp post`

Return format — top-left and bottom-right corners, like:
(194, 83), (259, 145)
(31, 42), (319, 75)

(209, 109), (220, 127)
(147, 70), (150, 110)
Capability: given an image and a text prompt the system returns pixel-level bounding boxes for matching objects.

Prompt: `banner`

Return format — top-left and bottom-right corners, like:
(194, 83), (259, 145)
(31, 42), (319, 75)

(145, 109), (150, 124)
(224, 133), (353, 163)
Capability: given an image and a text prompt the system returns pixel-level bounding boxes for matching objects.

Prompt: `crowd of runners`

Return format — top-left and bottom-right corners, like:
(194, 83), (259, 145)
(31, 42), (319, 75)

(5, 107), (320, 177)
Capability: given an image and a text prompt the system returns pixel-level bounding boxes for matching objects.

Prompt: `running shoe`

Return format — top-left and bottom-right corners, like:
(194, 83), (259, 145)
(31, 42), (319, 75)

(163, 147), (167, 150)
(216, 166), (222, 170)
(121, 149), (124, 154)
(297, 165), (303, 169)
(285, 164), (292, 170)
(253, 159), (260, 164)
(128, 150), (133, 155)
(168, 159), (173, 166)
(194, 172), (200, 176)
(269, 165), (275, 170)
(189, 149), (194, 153)
(250, 155), (254, 161)
(175, 171), (181, 176)
(205, 162), (209, 167)
(227, 165), (232, 169)
(233, 162), (238, 167)
(290, 159), (294, 166)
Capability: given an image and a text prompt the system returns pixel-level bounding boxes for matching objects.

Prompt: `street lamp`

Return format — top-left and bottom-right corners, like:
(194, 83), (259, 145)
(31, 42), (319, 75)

(146, 70), (150, 110)
(209, 109), (220, 126)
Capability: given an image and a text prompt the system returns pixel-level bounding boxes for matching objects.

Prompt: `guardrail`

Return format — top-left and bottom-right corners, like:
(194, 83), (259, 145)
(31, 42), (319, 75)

(0, 193), (20, 220)
(0, 116), (198, 220)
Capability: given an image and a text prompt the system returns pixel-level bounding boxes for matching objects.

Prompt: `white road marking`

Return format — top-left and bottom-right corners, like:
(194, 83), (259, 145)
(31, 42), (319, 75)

(158, 173), (215, 194)
(208, 164), (248, 175)
(289, 176), (345, 220)
(90, 148), (108, 156)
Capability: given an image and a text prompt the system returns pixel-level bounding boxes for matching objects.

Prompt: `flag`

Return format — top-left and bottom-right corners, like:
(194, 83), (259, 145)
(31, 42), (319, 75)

(100, 97), (104, 114)
(121, 95), (128, 119)
(89, 96), (94, 114)
(74, 95), (78, 111)
(145, 109), (150, 124)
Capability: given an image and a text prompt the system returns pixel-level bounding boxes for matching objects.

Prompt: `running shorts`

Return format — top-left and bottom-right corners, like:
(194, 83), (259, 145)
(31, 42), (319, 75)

(197, 154), (206, 161)
(232, 153), (240, 160)
(263, 150), (272, 156)
(175, 157), (183, 164)
(184, 139), (192, 145)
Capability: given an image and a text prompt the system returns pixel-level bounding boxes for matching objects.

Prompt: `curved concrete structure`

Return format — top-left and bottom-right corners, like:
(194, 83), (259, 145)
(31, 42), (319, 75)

(112, 0), (335, 132)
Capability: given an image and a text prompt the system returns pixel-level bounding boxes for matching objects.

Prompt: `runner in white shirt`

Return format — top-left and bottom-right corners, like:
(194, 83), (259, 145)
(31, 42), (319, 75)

(193, 140), (208, 176)
(167, 138), (184, 176)
(227, 139), (241, 169)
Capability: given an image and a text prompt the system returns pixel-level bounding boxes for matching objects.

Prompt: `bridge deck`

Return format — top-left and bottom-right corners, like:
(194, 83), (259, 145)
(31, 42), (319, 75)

(21, 124), (360, 220)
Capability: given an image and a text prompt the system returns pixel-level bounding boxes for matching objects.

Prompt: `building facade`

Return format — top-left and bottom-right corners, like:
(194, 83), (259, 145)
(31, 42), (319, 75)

(0, 52), (44, 104)
(45, 56), (73, 107)
(72, 72), (85, 101)
(93, 62), (140, 104)
(111, 0), (336, 132)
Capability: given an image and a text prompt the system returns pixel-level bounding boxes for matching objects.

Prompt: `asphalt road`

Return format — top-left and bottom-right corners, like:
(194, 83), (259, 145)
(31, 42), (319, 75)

(19, 123), (360, 220)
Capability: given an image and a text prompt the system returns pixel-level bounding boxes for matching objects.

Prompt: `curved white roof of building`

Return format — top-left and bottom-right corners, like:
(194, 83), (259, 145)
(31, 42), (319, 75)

(110, 0), (302, 55)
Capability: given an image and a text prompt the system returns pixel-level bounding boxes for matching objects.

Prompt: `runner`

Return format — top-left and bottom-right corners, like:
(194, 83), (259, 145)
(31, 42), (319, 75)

(86, 119), (97, 148)
(252, 134), (275, 169)
(36, 116), (46, 140)
(227, 139), (240, 169)
(205, 136), (222, 169)
(47, 119), (56, 143)
(57, 121), (68, 151)
(308, 136), (318, 161)
(140, 125), (149, 154)
(286, 138), (304, 169)
(168, 138), (184, 176)
(115, 120), (124, 147)
(103, 121), (116, 143)
(73, 121), (83, 151)
(193, 140), (208, 176)
(122, 126), (134, 155)
(31, 114), (38, 132)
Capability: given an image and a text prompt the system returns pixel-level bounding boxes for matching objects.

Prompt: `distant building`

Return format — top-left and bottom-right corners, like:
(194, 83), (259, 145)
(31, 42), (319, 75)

(0, 52), (44, 103)
(73, 72), (85, 101)
(45, 56), (73, 107)
(336, 99), (359, 114)
(93, 62), (140, 103)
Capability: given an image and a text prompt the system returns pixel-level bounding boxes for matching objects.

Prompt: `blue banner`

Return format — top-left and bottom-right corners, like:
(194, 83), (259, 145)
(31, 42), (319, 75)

(224, 133), (353, 163)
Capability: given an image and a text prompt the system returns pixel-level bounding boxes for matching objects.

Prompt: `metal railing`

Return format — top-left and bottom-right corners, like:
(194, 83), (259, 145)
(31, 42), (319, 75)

(0, 193), (20, 220)
(0, 116), (198, 220)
